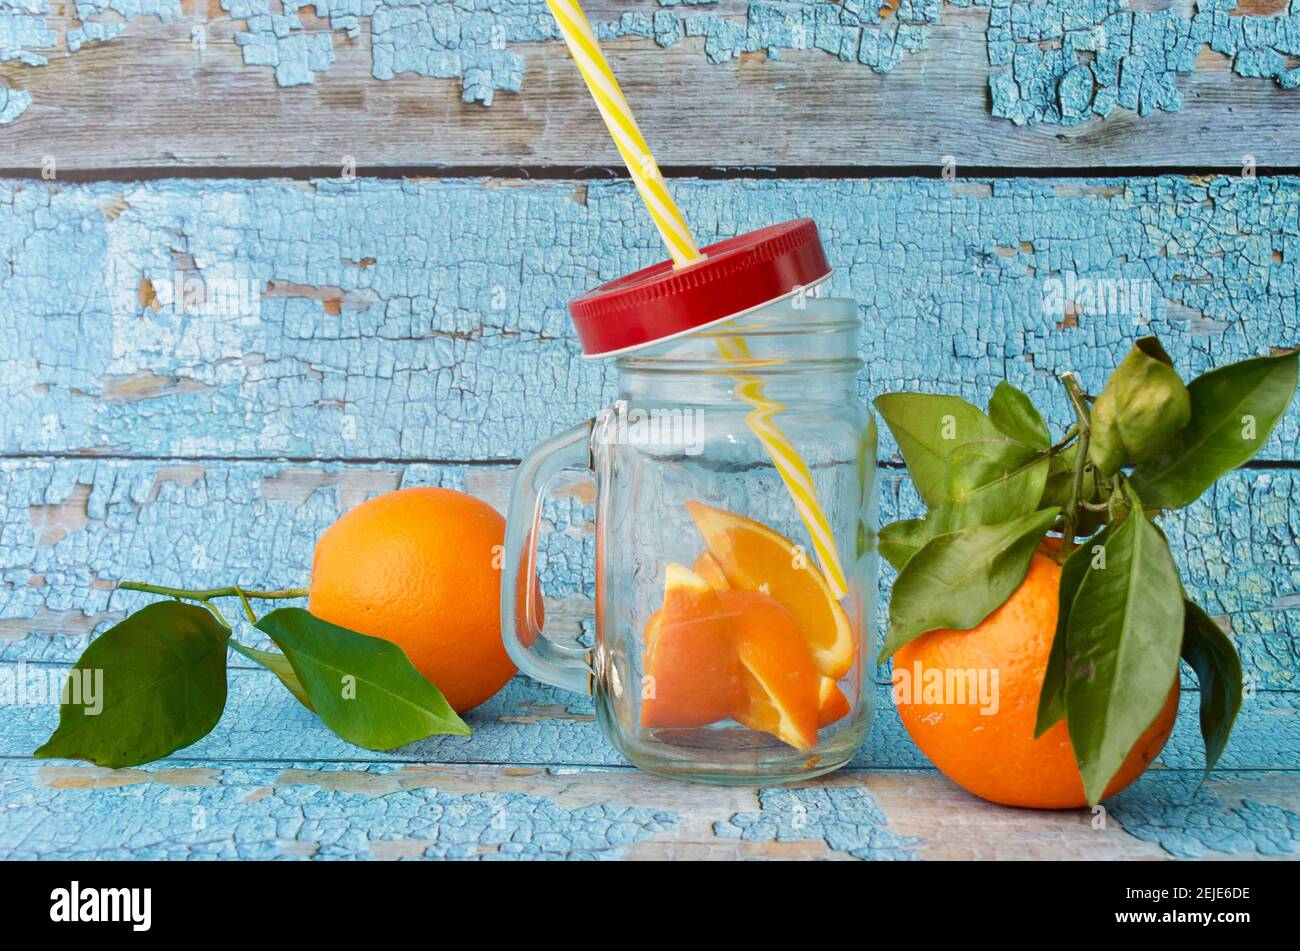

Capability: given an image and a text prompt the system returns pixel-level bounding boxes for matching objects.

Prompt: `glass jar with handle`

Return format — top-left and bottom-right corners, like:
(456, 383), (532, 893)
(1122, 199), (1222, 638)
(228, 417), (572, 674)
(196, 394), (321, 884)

(501, 220), (877, 784)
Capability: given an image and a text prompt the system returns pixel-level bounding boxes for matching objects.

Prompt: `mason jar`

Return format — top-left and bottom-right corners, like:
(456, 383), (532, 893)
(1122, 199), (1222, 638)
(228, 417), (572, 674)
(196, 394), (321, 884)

(502, 220), (877, 784)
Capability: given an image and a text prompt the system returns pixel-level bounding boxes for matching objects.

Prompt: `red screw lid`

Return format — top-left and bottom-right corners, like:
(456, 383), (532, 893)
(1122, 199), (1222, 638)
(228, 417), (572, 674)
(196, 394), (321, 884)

(568, 218), (832, 358)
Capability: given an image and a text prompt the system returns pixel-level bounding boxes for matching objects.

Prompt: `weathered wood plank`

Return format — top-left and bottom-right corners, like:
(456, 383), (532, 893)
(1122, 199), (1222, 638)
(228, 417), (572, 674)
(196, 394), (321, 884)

(3, 176), (1298, 460)
(1, 459), (1296, 687)
(3, 660), (1297, 771)
(2, 2), (1299, 169)
(1, 761), (1296, 860)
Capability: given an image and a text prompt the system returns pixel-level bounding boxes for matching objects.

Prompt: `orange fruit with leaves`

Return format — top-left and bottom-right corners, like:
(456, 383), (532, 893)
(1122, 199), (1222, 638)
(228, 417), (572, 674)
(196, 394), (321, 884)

(893, 550), (1179, 809)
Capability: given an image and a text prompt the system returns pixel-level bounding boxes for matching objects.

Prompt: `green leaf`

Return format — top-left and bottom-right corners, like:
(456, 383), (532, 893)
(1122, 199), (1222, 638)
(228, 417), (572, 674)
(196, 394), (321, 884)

(230, 639), (314, 711)
(878, 517), (932, 572)
(878, 507), (1060, 663)
(946, 439), (1050, 524)
(1131, 349), (1299, 509)
(988, 381), (1051, 449)
(1064, 505), (1185, 804)
(34, 601), (230, 768)
(255, 607), (469, 750)
(879, 444), (1051, 573)
(1089, 337), (1191, 475)
(873, 393), (1003, 508)
(1034, 532), (1105, 738)
(855, 413), (880, 564)
(1181, 601), (1243, 778)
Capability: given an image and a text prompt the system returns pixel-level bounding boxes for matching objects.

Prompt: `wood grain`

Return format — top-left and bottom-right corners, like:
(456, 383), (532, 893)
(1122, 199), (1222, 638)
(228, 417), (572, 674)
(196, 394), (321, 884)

(4, 176), (1297, 461)
(1, 458), (1296, 694)
(1, 761), (1296, 859)
(2, 5), (1298, 170)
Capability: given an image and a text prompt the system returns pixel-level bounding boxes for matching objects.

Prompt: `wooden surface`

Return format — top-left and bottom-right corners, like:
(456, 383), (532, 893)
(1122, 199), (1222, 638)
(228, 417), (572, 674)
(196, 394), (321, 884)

(1, 175), (1298, 860)
(1, 1), (1299, 170)
(1, 1), (1299, 862)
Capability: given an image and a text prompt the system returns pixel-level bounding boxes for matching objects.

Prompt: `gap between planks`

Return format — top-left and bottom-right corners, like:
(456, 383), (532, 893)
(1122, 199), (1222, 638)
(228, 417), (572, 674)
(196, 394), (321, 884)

(4, 452), (1298, 470)
(3, 165), (1300, 184)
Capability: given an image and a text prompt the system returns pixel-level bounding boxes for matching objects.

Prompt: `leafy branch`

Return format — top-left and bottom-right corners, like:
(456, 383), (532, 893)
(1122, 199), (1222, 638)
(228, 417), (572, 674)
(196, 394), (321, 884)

(875, 339), (1298, 805)
(35, 581), (469, 769)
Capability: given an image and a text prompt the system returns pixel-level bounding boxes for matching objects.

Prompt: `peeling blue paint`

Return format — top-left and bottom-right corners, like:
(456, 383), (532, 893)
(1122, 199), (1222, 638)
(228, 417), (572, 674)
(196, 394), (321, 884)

(0, 0), (180, 123)
(368, 2), (524, 104)
(987, 0), (1300, 126)
(1, 176), (1295, 460)
(0, 458), (1294, 695)
(0, 5), (58, 67)
(66, 21), (125, 53)
(0, 79), (30, 123)
(0, 762), (678, 859)
(73, 0), (180, 20)
(0, 464), (1295, 773)
(714, 785), (923, 859)
(1111, 772), (1300, 858)
(232, 5), (336, 88)
(0, 1), (1296, 122)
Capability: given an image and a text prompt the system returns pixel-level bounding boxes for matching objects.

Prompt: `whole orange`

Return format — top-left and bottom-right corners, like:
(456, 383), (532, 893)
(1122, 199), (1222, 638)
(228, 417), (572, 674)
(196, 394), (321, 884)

(892, 550), (1179, 809)
(308, 486), (518, 713)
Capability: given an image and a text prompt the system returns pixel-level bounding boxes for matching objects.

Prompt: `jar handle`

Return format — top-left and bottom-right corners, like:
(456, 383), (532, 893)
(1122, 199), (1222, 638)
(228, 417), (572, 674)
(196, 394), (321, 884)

(501, 419), (595, 696)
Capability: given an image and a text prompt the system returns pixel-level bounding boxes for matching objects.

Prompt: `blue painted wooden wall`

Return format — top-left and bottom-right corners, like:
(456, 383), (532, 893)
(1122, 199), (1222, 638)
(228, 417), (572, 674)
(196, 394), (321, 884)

(1, 0), (1298, 861)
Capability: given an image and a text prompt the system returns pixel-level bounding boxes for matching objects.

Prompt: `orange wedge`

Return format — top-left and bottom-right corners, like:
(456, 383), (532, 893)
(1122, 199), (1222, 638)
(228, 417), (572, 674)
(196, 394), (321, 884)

(692, 550), (730, 591)
(643, 609), (663, 655)
(640, 563), (741, 729)
(816, 677), (852, 728)
(686, 500), (856, 678)
(720, 589), (820, 750)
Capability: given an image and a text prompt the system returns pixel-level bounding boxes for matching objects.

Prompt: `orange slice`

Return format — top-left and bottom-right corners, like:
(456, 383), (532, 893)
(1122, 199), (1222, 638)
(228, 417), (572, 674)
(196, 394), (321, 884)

(720, 589), (820, 750)
(686, 500), (856, 678)
(643, 609), (663, 655)
(816, 677), (851, 728)
(692, 550), (730, 591)
(640, 563), (741, 729)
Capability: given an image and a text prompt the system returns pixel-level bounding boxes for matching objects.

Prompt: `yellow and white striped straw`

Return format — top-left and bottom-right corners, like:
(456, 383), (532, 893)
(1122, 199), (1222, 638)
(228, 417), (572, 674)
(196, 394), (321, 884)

(545, 0), (699, 266)
(546, 0), (847, 597)
(715, 335), (848, 597)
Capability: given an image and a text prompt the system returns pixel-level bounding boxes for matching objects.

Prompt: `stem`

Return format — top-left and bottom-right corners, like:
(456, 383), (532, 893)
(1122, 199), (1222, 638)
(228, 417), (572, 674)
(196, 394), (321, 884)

(233, 587), (258, 625)
(1049, 425), (1079, 456)
(118, 582), (309, 601)
(1059, 372), (1093, 553)
(200, 600), (233, 630)
(118, 582), (308, 627)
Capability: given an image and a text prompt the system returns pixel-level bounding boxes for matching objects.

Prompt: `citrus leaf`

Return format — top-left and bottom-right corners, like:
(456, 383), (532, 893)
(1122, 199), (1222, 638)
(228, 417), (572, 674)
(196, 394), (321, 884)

(873, 393), (1003, 508)
(988, 381), (1051, 449)
(34, 601), (230, 768)
(878, 517), (932, 572)
(1131, 349), (1299, 509)
(1034, 531), (1105, 738)
(1181, 601), (1243, 779)
(1064, 505), (1184, 804)
(878, 507), (1060, 663)
(230, 639), (314, 711)
(1088, 337), (1191, 475)
(880, 441), (1050, 572)
(946, 439), (1050, 524)
(255, 607), (469, 750)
